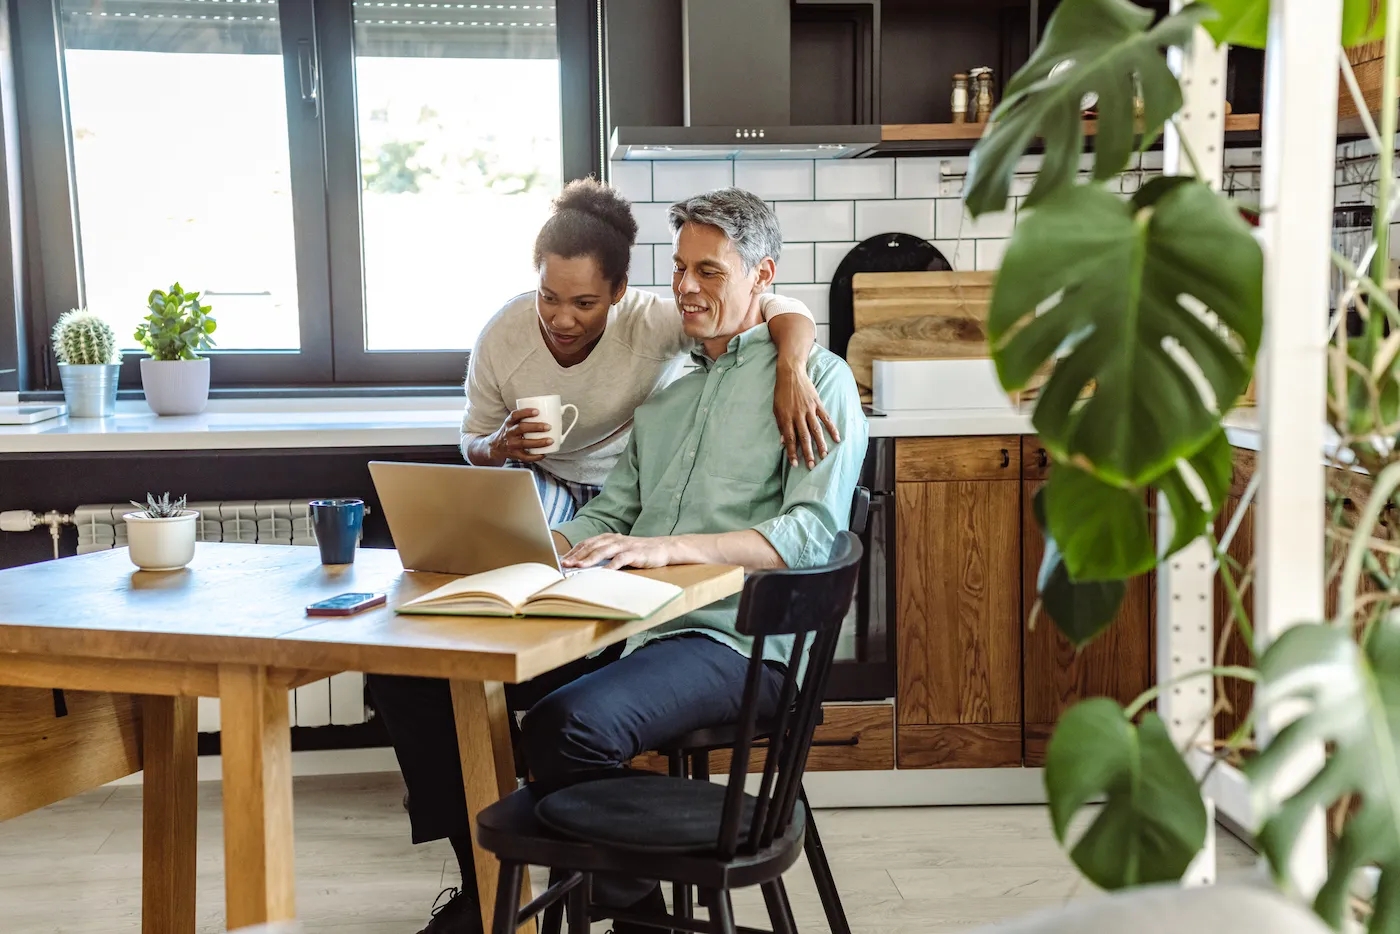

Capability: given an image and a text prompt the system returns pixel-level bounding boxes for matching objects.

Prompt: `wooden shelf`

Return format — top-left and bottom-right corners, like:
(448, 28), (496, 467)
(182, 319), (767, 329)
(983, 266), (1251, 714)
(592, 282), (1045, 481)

(880, 113), (1261, 144)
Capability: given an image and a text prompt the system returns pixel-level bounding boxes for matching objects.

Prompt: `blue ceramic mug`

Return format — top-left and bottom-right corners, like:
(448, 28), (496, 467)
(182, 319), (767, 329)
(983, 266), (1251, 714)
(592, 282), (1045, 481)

(311, 498), (364, 565)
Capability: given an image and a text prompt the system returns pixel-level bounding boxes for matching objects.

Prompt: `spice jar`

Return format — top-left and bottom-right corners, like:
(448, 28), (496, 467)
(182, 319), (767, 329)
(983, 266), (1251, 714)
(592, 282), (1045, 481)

(950, 73), (969, 124)
(970, 67), (995, 123)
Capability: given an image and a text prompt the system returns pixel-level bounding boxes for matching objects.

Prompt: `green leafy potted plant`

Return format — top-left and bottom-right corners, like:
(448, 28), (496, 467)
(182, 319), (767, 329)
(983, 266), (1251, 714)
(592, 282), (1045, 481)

(135, 283), (217, 416)
(51, 309), (122, 418)
(123, 492), (197, 571)
(965, 0), (1400, 929)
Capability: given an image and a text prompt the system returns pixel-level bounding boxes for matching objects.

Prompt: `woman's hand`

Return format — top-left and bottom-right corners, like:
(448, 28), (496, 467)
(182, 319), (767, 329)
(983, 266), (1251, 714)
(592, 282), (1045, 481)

(774, 360), (841, 469)
(562, 534), (673, 570)
(487, 408), (553, 463)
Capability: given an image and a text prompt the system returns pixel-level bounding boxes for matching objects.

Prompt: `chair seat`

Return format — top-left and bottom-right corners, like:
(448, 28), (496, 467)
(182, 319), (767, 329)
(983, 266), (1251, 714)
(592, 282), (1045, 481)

(536, 776), (755, 854)
(476, 780), (807, 892)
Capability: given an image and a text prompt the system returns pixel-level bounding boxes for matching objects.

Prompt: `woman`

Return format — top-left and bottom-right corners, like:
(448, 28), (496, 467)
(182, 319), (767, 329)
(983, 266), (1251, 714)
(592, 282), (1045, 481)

(459, 177), (838, 523)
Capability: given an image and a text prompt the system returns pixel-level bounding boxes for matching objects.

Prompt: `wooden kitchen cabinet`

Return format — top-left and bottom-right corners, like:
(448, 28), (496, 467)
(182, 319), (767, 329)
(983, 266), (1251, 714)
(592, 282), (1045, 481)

(895, 436), (1023, 769)
(1020, 437), (1154, 766)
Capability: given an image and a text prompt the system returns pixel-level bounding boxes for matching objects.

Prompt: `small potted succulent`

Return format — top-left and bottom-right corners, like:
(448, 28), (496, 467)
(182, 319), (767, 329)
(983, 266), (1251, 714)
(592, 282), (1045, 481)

(124, 492), (198, 571)
(135, 283), (217, 416)
(52, 309), (122, 418)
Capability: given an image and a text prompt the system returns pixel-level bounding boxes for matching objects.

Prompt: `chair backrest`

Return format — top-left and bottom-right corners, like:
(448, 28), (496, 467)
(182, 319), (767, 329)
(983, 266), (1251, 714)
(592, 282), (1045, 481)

(715, 530), (863, 860)
(849, 485), (871, 536)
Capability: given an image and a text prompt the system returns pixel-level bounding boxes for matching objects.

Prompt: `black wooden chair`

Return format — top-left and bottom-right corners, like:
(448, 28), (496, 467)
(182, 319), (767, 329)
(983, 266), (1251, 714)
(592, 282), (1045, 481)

(475, 531), (863, 934)
(654, 487), (868, 934)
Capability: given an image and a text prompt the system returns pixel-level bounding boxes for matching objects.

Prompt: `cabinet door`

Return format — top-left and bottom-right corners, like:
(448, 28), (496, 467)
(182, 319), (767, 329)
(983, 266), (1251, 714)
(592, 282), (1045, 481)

(1021, 478), (1153, 766)
(896, 478), (1022, 768)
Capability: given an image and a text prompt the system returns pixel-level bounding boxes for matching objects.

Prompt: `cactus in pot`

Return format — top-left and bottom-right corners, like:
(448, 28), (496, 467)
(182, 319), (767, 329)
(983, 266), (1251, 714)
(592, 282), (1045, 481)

(135, 282), (217, 416)
(53, 310), (122, 366)
(52, 309), (122, 418)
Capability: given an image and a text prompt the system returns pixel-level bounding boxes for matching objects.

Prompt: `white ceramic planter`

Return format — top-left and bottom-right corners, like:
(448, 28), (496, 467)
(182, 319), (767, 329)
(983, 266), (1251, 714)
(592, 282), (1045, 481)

(124, 511), (198, 571)
(140, 358), (211, 416)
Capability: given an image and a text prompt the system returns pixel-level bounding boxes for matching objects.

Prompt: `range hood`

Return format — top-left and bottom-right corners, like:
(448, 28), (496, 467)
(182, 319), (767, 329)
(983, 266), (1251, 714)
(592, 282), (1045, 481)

(609, 0), (879, 161)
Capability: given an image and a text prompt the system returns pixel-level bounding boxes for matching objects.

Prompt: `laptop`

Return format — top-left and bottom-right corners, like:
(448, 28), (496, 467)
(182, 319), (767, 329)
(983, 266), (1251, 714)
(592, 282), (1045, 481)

(368, 461), (562, 576)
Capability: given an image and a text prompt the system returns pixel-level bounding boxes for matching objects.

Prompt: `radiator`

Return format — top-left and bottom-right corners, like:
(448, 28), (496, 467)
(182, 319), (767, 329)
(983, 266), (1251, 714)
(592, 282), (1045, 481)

(73, 500), (370, 732)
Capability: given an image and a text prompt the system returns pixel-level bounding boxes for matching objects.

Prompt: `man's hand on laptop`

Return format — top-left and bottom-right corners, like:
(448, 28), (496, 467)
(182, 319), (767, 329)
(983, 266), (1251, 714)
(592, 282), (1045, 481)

(560, 534), (673, 571)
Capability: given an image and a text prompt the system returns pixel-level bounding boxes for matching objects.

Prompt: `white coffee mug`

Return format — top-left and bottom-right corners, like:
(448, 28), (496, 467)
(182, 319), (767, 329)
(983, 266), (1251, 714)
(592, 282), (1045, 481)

(516, 394), (580, 455)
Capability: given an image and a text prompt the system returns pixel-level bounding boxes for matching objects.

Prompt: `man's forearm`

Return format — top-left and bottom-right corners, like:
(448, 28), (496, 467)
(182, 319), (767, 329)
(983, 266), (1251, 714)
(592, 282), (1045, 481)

(462, 432), (506, 467)
(666, 530), (786, 571)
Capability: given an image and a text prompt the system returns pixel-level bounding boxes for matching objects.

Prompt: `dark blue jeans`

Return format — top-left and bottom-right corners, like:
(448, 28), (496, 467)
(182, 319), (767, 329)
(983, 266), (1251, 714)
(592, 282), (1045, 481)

(367, 634), (784, 905)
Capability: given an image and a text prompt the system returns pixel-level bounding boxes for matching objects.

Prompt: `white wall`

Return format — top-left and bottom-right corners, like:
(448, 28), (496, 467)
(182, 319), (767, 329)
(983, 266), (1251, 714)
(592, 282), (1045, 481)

(614, 152), (1264, 348)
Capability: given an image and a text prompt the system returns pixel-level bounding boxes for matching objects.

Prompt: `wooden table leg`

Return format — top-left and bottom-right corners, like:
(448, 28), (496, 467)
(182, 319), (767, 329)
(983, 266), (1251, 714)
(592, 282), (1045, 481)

(142, 695), (198, 934)
(450, 679), (536, 934)
(219, 664), (296, 931)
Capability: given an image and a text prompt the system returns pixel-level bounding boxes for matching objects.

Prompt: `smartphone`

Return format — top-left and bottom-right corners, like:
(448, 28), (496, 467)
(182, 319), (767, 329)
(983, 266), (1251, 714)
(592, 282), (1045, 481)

(306, 592), (387, 616)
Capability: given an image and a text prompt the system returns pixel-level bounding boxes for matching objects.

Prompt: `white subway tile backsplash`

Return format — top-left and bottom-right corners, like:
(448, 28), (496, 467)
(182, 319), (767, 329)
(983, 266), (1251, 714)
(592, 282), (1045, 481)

(974, 239), (1008, 271)
(935, 200), (1014, 240)
(1008, 175), (1036, 197)
(1336, 182), (1365, 204)
(634, 202), (674, 244)
(775, 284), (830, 324)
(636, 285), (673, 300)
(816, 324), (830, 348)
(775, 242), (815, 283)
(815, 160), (895, 200)
(652, 245), (675, 286)
(630, 244), (655, 285)
(855, 200), (936, 240)
(815, 242), (857, 281)
(896, 158), (942, 199)
(651, 161), (734, 202)
(1224, 148), (1263, 168)
(777, 201), (854, 241)
(1140, 151), (1165, 171)
(931, 239), (973, 271)
(1119, 173), (1144, 195)
(734, 160), (814, 200)
(610, 161), (652, 202)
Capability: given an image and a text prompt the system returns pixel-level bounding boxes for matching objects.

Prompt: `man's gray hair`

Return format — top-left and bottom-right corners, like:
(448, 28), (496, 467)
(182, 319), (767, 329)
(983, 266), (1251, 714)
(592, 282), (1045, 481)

(667, 188), (783, 270)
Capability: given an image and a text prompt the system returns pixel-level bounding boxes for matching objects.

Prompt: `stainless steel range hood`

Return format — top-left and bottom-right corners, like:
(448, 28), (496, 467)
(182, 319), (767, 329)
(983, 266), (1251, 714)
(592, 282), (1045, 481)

(609, 0), (879, 161)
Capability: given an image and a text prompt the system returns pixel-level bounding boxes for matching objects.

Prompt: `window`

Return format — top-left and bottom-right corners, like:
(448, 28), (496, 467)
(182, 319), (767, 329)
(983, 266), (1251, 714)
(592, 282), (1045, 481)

(13, 0), (601, 388)
(61, 1), (302, 351)
(353, 4), (562, 351)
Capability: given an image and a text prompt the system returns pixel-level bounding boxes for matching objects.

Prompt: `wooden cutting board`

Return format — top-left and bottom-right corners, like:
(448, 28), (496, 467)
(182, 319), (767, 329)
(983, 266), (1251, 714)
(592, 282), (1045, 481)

(847, 270), (996, 399)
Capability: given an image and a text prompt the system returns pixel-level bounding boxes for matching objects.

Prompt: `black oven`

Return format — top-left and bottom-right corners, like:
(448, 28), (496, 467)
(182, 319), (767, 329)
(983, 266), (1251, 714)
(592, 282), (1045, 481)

(826, 437), (896, 700)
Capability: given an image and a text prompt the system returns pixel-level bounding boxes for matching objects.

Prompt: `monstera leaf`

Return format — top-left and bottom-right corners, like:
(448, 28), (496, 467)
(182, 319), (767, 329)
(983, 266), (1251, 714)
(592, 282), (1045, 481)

(1249, 620), (1400, 930)
(1034, 487), (1129, 647)
(1046, 698), (1208, 889)
(1038, 429), (1229, 583)
(965, 0), (1209, 217)
(989, 176), (1262, 489)
(1203, 0), (1385, 49)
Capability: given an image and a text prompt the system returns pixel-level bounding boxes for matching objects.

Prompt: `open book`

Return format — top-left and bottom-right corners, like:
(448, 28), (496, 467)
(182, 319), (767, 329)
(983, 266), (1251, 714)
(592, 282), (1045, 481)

(396, 562), (683, 620)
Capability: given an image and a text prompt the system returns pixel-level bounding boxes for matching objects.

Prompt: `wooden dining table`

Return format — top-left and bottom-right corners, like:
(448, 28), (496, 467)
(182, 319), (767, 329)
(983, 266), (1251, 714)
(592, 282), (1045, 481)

(0, 543), (742, 933)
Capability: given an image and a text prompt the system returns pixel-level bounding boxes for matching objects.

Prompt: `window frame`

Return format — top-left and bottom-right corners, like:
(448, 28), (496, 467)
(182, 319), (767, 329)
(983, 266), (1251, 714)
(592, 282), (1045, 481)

(12, 0), (603, 391)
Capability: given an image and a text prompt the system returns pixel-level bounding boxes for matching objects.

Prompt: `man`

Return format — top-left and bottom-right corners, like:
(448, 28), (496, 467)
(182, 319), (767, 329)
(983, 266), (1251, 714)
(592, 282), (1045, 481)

(369, 188), (867, 934)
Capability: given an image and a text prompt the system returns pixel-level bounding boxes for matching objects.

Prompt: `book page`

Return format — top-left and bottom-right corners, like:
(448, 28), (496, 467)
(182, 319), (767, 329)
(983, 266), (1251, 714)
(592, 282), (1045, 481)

(525, 568), (683, 619)
(403, 562), (563, 612)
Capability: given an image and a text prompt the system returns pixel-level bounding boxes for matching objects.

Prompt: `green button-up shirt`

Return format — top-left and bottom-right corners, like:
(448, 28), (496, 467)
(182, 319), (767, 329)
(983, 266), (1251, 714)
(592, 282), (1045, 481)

(553, 323), (869, 669)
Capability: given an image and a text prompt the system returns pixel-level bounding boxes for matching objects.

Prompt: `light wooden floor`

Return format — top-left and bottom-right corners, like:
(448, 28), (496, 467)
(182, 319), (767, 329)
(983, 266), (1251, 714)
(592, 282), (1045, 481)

(0, 772), (1258, 934)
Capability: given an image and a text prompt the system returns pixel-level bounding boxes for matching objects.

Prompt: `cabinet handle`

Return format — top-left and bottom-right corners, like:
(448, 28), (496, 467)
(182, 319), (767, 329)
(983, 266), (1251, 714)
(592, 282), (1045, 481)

(1038, 448), (1048, 469)
(1000, 448), (1010, 469)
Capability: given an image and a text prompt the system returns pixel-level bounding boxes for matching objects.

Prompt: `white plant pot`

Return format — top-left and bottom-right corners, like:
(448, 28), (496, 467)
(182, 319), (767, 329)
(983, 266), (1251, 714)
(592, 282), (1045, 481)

(124, 511), (198, 571)
(140, 358), (211, 416)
